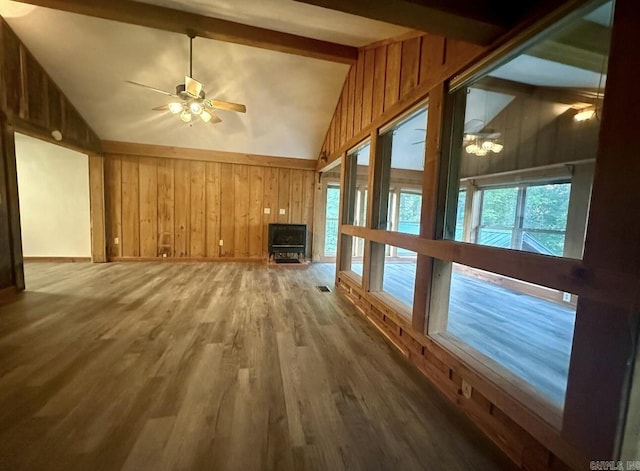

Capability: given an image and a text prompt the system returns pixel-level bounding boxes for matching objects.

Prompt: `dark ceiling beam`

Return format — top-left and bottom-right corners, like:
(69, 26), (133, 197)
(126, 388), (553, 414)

(292, 0), (510, 45)
(15, 0), (358, 64)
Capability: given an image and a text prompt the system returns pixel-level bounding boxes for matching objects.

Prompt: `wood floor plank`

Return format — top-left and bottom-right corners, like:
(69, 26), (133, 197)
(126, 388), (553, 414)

(0, 262), (516, 471)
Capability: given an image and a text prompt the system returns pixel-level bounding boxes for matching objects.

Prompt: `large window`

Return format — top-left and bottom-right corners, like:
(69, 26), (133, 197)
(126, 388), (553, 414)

(433, 0), (613, 409)
(376, 107), (427, 234)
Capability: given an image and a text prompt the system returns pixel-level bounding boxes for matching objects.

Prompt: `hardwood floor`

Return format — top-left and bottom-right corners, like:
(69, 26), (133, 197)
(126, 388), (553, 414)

(0, 262), (516, 471)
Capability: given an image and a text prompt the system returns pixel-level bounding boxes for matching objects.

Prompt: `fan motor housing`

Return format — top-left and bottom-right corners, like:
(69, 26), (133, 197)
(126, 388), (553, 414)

(176, 83), (205, 100)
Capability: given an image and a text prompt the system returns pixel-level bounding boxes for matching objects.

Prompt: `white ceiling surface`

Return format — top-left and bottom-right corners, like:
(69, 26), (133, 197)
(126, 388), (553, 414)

(137, 0), (410, 47)
(1, 2), (407, 160)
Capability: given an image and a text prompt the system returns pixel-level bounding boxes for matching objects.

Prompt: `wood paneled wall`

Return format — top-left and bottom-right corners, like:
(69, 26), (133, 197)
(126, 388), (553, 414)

(319, 33), (485, 162)
(104, 155), (315, 260)
(0, 19), (100, 153)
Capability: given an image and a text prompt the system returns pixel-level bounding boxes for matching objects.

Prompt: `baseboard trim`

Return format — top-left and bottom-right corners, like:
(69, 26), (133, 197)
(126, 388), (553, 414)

(110, 256), (267, 263)
(24, 257), (92, 263)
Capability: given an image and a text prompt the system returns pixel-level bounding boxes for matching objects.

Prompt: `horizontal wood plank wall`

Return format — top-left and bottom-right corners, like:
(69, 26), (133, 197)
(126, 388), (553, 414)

(0, 19), (100, 153)
(104, 154), (314, 261)
(319, 34), (484, 164)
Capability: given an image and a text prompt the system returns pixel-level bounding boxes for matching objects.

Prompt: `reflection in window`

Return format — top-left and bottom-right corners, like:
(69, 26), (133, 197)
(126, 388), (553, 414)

(345, 143), (370, 227)
(350, 236), (365, 277)
(436, 0), (614, 408)
(455, 190), (466, 241)
(474, 182), (571, 256)
(443, 263), (577, 407)
(369, 242), (417, 316)
(446, 1), (612, 260)
(324, 185), (340, 256)
(377, 107), (427, 234)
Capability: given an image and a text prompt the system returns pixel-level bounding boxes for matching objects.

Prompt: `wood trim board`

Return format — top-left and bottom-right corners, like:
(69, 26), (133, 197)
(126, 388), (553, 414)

(102, 141), (317, 170)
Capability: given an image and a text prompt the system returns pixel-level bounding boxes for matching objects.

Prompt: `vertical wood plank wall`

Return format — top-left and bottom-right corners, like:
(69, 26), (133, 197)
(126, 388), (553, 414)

(104, 155), (315, 260)
(319, 33), (484, 163)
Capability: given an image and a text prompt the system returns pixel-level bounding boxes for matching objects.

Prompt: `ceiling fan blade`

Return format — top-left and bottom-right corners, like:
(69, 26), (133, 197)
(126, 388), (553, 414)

(185, 76), (203, 98)
(152, 104), (169, 111)
(209, 111), (222, 123)
(207, 99), (246, 113)
(125, 80), (177, 97)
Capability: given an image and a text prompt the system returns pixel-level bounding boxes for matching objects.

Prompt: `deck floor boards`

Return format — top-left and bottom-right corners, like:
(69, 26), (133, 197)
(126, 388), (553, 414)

(0, 262), (515, 471)
(351, 261), (574, 406)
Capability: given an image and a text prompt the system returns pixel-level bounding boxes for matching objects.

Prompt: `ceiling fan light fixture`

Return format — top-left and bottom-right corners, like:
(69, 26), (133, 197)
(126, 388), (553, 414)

(466, 143), (480, 154)
(168, 102), (183, 114)
(574, 108), (596, 122)
(190, 101), (203, 115)
(490, 143), (504, 153)
(200, 110), (212, 123)
(180, 110), (192, 123)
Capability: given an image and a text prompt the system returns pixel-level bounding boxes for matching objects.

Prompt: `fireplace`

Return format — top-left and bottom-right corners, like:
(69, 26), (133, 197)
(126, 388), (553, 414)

(268, 223), (307, 263)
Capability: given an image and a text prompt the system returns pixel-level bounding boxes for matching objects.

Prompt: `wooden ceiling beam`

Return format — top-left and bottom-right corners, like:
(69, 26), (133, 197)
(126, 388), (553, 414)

(292, 0), (509, 45)
(15, 0), (358, 64)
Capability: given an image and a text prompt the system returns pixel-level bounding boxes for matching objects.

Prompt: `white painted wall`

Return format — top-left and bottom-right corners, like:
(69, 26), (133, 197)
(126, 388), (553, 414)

(15, 133), (91, 257)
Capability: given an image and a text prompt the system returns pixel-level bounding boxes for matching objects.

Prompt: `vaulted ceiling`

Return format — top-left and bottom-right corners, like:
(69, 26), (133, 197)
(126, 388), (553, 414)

(0, 0), (589, 160)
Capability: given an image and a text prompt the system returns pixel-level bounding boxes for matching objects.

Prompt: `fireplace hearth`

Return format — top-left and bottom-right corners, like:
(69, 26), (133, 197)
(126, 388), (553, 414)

(268, 223), (307, 263)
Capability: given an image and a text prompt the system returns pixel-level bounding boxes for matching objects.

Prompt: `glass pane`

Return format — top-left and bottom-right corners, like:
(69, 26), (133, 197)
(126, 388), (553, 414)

(344, 143), (370, 227)
(525, 232), (566, 257)
(381, 246), (417, 315)
(480, 187), (517, 227)
(379, 107), (427, 234)
(478, 228), (513, 248)
(455, 190), (466, 241)
(398, 192), (421, 235)
(446, 0), (613, 260)
(351, 236), (365, 277)
(523, 183), (570, 231)
(443, 263), (577, 407)
(324, 185), (340, 256)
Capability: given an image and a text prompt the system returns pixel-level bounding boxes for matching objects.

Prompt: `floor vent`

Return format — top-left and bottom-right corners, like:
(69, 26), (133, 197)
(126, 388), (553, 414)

(316, 285), (331, 293)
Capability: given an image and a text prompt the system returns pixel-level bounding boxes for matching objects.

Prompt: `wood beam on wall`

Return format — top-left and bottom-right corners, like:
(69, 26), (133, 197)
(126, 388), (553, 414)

(102, 141), (317, 171)
(88, 154), (107, 263)
(17, 0), (358, 64)
(1, 121), (24, 290)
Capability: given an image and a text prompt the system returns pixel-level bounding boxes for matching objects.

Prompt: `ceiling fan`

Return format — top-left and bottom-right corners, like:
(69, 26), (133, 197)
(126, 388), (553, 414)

(125, 33), (246, 125)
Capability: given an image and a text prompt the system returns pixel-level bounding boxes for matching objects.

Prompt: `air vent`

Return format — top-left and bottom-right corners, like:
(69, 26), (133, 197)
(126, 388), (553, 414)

(316, 285), (331, 293)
